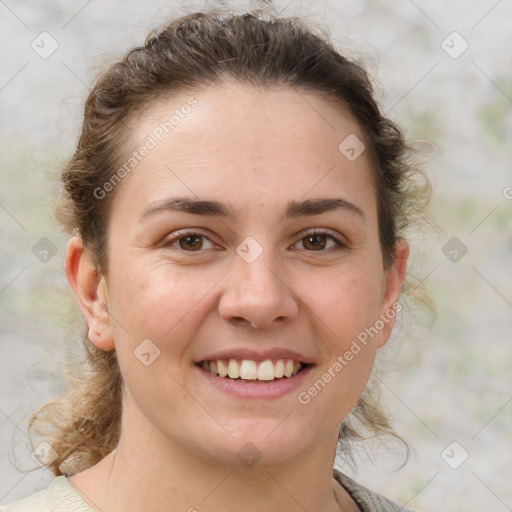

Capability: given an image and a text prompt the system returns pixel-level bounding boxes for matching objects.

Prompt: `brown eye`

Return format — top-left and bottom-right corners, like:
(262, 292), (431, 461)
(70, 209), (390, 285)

(303, 234), (328, 251)
(178, 234), (204, 251)
(295, 230), (344, 252)
(164, 231), (216, 252)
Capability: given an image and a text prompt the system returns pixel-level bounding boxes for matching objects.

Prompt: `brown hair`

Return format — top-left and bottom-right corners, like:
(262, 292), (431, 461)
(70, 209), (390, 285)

(29, 8), (432, 476)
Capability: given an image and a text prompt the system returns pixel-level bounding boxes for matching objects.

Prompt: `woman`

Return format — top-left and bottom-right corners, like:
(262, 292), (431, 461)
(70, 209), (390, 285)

(2, 8), (430, 512)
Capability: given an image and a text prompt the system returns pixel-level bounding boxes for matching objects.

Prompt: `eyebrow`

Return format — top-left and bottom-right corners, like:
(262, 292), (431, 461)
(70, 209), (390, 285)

(139, 196), (366, 223)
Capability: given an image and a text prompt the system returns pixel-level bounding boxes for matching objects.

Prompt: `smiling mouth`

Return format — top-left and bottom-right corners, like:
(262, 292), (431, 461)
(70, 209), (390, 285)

(197, 359), (310, 382)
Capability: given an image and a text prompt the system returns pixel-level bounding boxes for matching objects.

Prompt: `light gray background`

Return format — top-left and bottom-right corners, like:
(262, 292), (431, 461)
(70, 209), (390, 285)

(1, 1), (511, 511)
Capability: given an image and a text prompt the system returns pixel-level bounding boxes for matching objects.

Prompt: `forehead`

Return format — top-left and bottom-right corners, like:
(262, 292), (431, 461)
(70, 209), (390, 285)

(114, 81), (376, 221)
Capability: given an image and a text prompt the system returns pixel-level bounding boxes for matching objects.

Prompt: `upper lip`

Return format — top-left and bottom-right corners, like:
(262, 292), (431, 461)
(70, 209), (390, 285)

(196, 348), (315, 365)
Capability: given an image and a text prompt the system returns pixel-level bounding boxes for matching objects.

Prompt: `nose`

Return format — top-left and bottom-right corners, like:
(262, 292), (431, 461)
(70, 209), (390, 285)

(218, 250), (299, 328)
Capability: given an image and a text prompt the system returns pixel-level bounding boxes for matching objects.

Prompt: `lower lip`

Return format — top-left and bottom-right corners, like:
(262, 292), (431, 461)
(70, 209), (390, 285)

(195, 364), (314, 399)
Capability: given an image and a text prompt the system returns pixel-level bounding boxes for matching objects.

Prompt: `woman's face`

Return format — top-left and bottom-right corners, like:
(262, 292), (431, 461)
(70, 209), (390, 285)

(78, 81), (407, 469)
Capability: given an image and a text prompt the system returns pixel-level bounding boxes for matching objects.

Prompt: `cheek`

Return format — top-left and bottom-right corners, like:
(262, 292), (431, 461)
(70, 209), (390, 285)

(296, 268), (381, 423)
(304, 260), (384, 341)
(297, 259), (383, 400)
(107, 259), (221, 352)
(106, 262), (211, 404)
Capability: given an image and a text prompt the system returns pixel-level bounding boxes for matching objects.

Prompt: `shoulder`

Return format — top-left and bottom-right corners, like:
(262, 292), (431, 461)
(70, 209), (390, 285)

(334, 469), (416, 512)
(0, 476), (93, 512)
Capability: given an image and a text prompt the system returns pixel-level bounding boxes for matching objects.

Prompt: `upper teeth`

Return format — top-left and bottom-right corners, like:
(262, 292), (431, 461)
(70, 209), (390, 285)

(201, 359), (303, 381)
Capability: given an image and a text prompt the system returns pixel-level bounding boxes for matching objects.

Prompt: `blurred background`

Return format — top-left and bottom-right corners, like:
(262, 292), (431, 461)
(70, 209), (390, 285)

(1, 1), (511, 510)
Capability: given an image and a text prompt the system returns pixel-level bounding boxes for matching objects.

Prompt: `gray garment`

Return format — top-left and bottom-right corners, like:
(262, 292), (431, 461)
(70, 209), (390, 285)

(334, 469), (415, 511)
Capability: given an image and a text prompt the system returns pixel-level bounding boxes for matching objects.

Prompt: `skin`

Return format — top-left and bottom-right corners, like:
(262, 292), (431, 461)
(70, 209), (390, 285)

(65, 81), (408, 512)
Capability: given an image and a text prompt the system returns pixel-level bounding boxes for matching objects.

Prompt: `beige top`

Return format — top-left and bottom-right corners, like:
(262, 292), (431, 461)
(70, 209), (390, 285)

(0, 469), (414, 511)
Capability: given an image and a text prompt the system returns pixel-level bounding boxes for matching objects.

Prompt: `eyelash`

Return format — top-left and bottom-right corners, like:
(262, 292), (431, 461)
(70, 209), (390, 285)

(162, 229), (346, 253)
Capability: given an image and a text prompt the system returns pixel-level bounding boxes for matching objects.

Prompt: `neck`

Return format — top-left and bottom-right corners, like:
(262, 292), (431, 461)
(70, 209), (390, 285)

(68, 408), (357, 512)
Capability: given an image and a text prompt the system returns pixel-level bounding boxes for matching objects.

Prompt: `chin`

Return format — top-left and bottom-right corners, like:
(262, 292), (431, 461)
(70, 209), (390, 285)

(190, 419), (319, 471)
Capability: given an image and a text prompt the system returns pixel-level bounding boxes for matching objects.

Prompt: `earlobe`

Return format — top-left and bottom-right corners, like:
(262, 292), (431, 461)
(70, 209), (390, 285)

(377, 238), (409, 348)
(65, 236), (115, 351)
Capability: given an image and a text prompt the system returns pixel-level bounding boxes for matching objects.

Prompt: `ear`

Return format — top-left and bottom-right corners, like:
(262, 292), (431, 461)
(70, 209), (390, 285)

(376, 238), (409, 348)
(65, 236), (115, 351)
